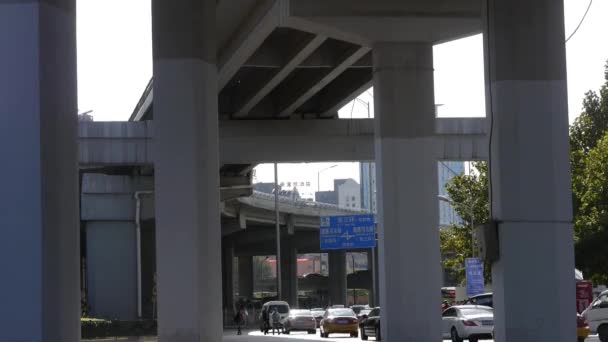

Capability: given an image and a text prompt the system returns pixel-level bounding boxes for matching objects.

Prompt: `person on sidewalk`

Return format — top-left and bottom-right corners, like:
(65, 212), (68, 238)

(235, 304), (248, 335)
(270, 308), (282, 335)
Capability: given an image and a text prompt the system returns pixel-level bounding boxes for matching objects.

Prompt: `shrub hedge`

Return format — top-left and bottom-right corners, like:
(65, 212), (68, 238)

(81, 318), (157, 339)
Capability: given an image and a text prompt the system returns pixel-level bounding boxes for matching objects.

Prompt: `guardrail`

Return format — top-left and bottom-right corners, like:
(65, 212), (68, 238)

(251, 191), (364, 213)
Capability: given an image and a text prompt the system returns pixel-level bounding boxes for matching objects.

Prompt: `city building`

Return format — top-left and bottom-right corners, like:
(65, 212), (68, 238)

(360, 162), (377, 213)
(361, 161), (464, 226)
(315, 179), (361, 209)
(438, 161), (465, 227)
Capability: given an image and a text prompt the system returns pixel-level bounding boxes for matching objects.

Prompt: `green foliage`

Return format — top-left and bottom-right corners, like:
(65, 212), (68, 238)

(441, 61), (608, 286)
(571, 61), (608, 284)
(81, 318), (156, 339)
(440, 162), (490, 285)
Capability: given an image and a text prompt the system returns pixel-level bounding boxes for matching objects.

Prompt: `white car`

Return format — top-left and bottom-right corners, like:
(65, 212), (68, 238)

(442, 305), (494, 342)
(582, 290), (608, 341)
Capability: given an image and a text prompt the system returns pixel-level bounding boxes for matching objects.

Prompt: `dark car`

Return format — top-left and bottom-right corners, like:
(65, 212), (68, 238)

(351, 305), (368, 315)
(311, 308), (325, 328)
(468, 293), (493, 308)
(360, 307), (380, 341)
(358, 308), (372, 321)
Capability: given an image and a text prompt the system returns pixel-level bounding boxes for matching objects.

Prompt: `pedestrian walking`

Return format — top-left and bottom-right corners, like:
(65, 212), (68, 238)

(270, 308), (282, 335)
(235, 304), (248, 335)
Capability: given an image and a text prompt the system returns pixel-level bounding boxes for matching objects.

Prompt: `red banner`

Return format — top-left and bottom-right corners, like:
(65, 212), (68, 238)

(576, 281), (593, 313)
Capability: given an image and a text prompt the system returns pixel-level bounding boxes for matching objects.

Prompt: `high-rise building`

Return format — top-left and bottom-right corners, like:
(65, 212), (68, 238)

(359, 161), (464, 227)
(359, 162), (376, 213)
(315, 178), (361, 209)
(438, 161), (465, 227)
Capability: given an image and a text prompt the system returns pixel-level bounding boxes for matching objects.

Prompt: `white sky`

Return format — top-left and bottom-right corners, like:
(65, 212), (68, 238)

(77, 0), (608, 190)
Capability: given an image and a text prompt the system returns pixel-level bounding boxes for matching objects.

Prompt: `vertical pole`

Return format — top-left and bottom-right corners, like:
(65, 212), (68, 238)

(275, 163), (282, 299)
(470, 196), (475, 257)
(364, 100), (378, 307)
(368, 161), (377, 306)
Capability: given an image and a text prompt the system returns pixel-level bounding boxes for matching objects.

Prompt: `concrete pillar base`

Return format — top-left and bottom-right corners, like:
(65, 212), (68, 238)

(329, 251), (347, 306)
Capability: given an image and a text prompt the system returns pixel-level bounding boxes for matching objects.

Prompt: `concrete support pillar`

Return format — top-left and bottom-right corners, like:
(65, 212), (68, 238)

(373, 42), (441, 342)
(328, 251), (347, 306)
(222, 243), (235, 312)
(366, 249), (379, 306)
(152, 0), (222, 341)
(238, 256), (254, 300)
(280, 236), (298, 307)
(485, 1), (575, 341)
(0, 1), (79, 341)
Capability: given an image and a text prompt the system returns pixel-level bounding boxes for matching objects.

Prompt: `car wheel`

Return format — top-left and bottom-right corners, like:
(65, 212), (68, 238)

(599, 324), (608, 342)
(361, 327), (368, 341)
(469, 338), (478, 342)
(284, 330), (290, 335)
(578, 339), (586, 342)
(451, 327), (463, 342)
(376, 327), (381, 341)
(351, 332), (359, 338)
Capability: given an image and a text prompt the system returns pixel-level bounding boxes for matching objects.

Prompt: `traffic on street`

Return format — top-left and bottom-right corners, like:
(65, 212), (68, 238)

(228, 330), (601, 342)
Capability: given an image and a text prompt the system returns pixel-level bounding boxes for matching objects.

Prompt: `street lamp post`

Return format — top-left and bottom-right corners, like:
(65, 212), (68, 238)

(274, 163), (282, 299)
(317, 164), (338, 193)
(355, 97), (379, 306)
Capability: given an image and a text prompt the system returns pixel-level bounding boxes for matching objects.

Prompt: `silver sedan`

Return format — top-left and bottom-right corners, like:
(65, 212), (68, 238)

(283, 309), (317, 335)
(442, 305), (494, 342)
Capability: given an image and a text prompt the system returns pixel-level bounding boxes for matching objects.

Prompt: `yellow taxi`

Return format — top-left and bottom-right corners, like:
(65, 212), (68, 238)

(320, 308), (359, 338)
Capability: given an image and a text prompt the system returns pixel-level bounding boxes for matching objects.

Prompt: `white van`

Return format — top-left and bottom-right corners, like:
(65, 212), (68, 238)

(259, 301), (291, 330)
(582, 289), (608, 341)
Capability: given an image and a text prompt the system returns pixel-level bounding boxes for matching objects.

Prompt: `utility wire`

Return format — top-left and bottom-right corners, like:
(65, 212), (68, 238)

(566, 0), (593, 43)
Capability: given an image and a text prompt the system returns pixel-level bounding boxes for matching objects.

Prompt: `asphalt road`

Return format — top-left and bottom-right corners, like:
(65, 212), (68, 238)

(223, 329), (601, 342)
(83, 330), (601, 342)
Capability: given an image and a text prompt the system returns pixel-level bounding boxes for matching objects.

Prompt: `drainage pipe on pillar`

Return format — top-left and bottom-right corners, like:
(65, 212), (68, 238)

(134, 191), (154, 318)
(274, 163), (282, 299)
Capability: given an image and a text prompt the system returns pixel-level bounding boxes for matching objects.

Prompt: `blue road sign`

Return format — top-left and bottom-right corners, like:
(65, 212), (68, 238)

(320, 214), (376, 250)
(465, 258), (485, 297)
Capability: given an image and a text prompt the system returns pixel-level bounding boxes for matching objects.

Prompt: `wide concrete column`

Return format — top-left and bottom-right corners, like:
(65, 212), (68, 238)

(152, 0), (222, 341)
(280, 235), (299, 307)
(373, 42), (441, 342)
(485, 1), (575, 341)
(238, 256), (254, 300)
(0, 1), (79, 341)
(328, 251), (347, 306)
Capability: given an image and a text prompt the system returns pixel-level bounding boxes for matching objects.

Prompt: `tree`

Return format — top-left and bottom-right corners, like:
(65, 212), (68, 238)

(571, 61), (608, 284)
(440, 162), (490, 285)
(441, 62), (608, 285)
(575, 135), (608, 284)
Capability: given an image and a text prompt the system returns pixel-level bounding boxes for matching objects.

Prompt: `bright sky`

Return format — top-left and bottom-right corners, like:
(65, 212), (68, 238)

(77, 0), (608, 190)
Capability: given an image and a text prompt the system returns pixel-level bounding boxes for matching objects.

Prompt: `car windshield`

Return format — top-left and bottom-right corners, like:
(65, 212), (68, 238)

(290, 310), (312, 317)
(351, 307), (363, 314)
(329, 309), (355, 317)
(460, 308), (493, 316)
(268, 305), (289, 314)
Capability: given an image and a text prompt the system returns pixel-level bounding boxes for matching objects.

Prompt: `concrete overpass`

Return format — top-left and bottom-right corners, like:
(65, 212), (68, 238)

(80, 166), (361, 320)
(1, 1), (574, 342)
